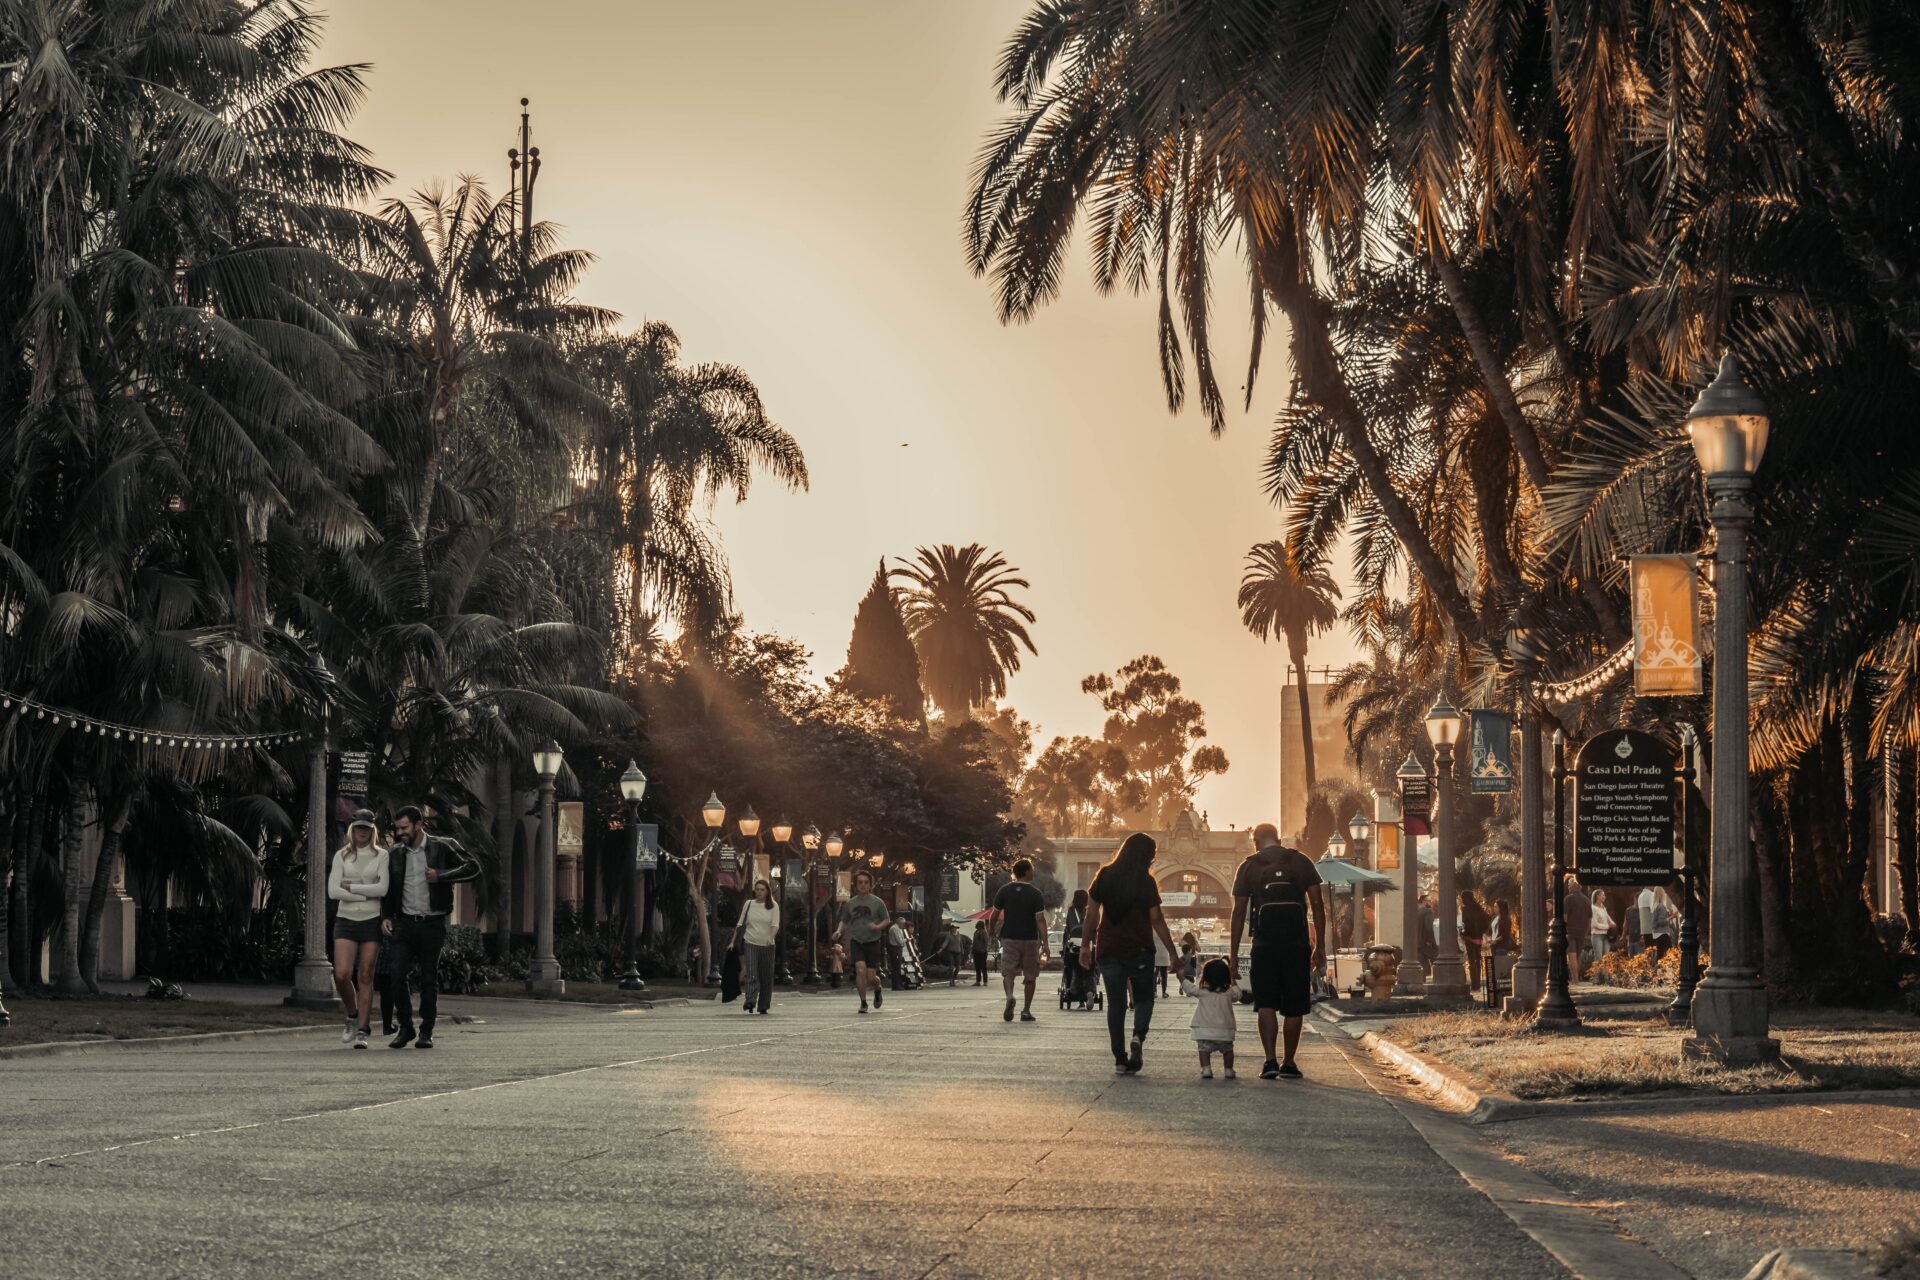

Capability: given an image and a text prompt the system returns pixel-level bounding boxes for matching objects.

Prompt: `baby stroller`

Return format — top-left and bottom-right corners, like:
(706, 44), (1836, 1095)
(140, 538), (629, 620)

(1057, 942), (1104, 1011)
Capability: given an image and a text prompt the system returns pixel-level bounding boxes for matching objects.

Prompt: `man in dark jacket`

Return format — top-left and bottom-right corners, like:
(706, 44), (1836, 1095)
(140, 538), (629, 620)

(382, 805), (480, 1049)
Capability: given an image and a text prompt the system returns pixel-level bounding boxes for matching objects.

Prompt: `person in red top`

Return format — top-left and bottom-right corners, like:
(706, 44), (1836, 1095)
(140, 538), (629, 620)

(1079, 833), (1183, 1075)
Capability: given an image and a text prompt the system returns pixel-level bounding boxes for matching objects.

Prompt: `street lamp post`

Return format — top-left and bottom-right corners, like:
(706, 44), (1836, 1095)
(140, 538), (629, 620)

(617, 761), (648, 993)
(1506, 629), (1548, 1016)
(1667, 726), (1703, 1026)
(800, 824), (822, 983)
(288, 658), (335, 1009)
(1535, 730), (1581, 1027)
(699, 793), (725, 984)
(1684, 354), (1779, 1065)
(1325, 827), (1350, 950)
(528, 738), (566, 998)
(1392, 754), (1427, 995)
(771, 816), (798, 984)
(1424, 693), (1471, 1001)
(1348, 811), (1371, 950)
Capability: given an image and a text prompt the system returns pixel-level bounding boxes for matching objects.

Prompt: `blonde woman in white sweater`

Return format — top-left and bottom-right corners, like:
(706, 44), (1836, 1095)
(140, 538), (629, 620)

(329, 810), (390, 1048)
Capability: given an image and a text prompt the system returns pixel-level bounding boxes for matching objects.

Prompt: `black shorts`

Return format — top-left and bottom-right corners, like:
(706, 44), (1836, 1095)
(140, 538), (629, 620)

(1250, 945), (1312, 1017)
(333, 915), (382, 945)
(847, 937), (883, 969)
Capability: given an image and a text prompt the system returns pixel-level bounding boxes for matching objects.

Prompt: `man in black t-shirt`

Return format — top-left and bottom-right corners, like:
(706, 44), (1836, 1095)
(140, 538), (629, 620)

(1229, 823), (1327, 1080)
(991, 859), (1049, 1023)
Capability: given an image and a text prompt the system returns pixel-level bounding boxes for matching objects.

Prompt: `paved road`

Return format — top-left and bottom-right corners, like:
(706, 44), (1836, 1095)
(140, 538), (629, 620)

(1484, 1093), (1920, 1280)
(3, 985), (1572, 1278)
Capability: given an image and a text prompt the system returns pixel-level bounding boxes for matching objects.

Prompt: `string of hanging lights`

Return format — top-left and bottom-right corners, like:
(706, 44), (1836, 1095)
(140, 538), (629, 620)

(0, 690), (306, 751)
(1537, 643), (1632, 707)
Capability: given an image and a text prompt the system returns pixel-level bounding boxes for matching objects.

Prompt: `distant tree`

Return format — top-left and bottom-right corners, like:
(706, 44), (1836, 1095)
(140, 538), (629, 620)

(840, 561), (927, 724)
(1238, 542), (1341, 793)
(1081, 656), (1229, 827)
(1019, 734), (1126, 837)
(891, 544), (1037, 721)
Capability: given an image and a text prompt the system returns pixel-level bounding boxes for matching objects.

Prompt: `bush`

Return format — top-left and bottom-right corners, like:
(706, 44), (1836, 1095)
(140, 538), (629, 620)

(1589, 945), (1706, 990)
(156, 907), (266, 981)
(436, 925), (499, 994)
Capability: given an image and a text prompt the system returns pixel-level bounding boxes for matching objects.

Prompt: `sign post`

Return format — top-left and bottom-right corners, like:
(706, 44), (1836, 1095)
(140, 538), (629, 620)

(1573, 729), (1678, 886)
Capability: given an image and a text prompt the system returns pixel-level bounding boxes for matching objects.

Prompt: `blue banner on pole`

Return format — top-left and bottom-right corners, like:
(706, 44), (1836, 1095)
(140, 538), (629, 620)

(634, 824), (659, 870)
(1469, 710), (1515, 794)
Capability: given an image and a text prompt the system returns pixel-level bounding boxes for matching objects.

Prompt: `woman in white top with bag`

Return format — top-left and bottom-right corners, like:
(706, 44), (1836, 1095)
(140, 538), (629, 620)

(329, 809), (390, 1048)
(730, 879), (781, 1016)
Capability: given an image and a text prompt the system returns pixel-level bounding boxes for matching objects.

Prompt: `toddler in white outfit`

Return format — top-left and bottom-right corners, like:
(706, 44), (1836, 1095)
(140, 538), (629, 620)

(1179, 957), (1242, 1078)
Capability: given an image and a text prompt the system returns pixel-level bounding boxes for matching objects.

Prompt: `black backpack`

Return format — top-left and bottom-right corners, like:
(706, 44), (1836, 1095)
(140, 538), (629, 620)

(1249, 851), (1309, 945)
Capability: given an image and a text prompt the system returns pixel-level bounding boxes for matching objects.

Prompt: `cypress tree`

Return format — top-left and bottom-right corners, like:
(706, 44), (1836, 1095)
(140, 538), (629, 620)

(843, 560), (927, 724)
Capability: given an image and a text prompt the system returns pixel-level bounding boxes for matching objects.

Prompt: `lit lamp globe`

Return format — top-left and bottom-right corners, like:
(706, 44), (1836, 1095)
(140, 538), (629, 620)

(1348, 811), (1370, 846)
(533, 738), (564, 781)
(824, 832), (845, 859)
(737, 806), (761, 840)
(1424, 692), (1464, 749)
(1326, 828), (1346, 857)
(702, 792), (726, 830)
(771, 817), (794, 845)
(1685, 355), (1769, 478)
(618, 761), (647, 805)
(1397, 752), (1426, 785)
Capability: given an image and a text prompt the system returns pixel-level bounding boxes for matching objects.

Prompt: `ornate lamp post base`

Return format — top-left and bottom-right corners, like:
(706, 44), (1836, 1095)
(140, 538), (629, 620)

(1424, 963), (1470, 1002)
(1689, 983), (1779, 1063)
(1391, 961), (1426, 997)
(528, 961), (566, 999)
(286, 958), (337, 1009)
(1502, 959), (1545, 1020)
(618, 969), (646, 992)
(1681, 1030), (1780, 1066)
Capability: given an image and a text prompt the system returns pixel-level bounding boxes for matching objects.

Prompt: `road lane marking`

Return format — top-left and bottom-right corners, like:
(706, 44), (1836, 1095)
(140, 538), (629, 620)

(4, 1007), (938, 1171)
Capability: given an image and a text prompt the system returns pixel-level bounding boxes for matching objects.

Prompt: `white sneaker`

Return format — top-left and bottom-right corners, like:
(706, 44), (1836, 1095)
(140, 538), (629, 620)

(353, 1029), (369, 1049)
(1223, 1067), (1237, 1079)
(341, 1018), (356, 1045)
(1200, 1067), (1214, 1079)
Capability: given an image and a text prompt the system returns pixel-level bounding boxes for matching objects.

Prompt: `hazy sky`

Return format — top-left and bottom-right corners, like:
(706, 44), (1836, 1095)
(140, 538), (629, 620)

(322, 1), (1363, 826)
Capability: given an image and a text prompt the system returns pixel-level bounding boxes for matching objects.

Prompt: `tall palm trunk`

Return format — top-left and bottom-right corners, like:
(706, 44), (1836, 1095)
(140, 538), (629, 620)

(1261, 244), (1482, 644)
(11, 800), (47, 989)
(1431, 246), (1551, 495)
(1286, 633), (1317, 795)
(55, 785), (91, 995)
(79, 791), (135, 993)
(1895, 744), (1917, 936)
(1434, 246), (1630, 646)
(492, 752), (516, 958)
(0, 805), (15, 995)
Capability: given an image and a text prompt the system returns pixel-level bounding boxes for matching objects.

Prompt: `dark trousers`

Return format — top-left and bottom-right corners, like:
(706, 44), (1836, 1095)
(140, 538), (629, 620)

(1097, 953), (1156, 1065)
(1464, 940), (1484, 991)
(390, 914), (447, 1032)
(972, 953), (988, 984)
(743, 943), (775, 1013)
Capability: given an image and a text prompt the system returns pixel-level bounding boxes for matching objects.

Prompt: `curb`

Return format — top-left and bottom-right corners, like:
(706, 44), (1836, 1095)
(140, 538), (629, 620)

(1352, 1027), (1548, 1124)
(1743, 1249), (1880, 1280)
(0, 1022), (335, 1061)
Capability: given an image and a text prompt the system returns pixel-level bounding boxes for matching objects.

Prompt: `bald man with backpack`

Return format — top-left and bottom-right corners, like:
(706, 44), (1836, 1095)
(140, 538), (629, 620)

(1229, 823), (1327, 1080)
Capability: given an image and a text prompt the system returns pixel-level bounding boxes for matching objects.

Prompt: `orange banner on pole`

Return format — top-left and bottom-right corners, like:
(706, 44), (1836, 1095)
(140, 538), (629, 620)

(1632, 555), (1702, 696)
(1374, 821), (1401, 872)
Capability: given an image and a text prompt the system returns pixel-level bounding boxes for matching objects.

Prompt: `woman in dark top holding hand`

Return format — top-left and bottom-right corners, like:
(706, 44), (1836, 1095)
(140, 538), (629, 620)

(1081, 833), (1183, 1074)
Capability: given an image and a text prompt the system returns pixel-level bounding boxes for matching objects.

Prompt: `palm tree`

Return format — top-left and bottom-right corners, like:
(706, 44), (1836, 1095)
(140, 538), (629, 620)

(358, 177), (612, 543)
(571, 324), (807, 661)
(890, 544), (1038, 721)
(1238, 543), (1340, 793)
